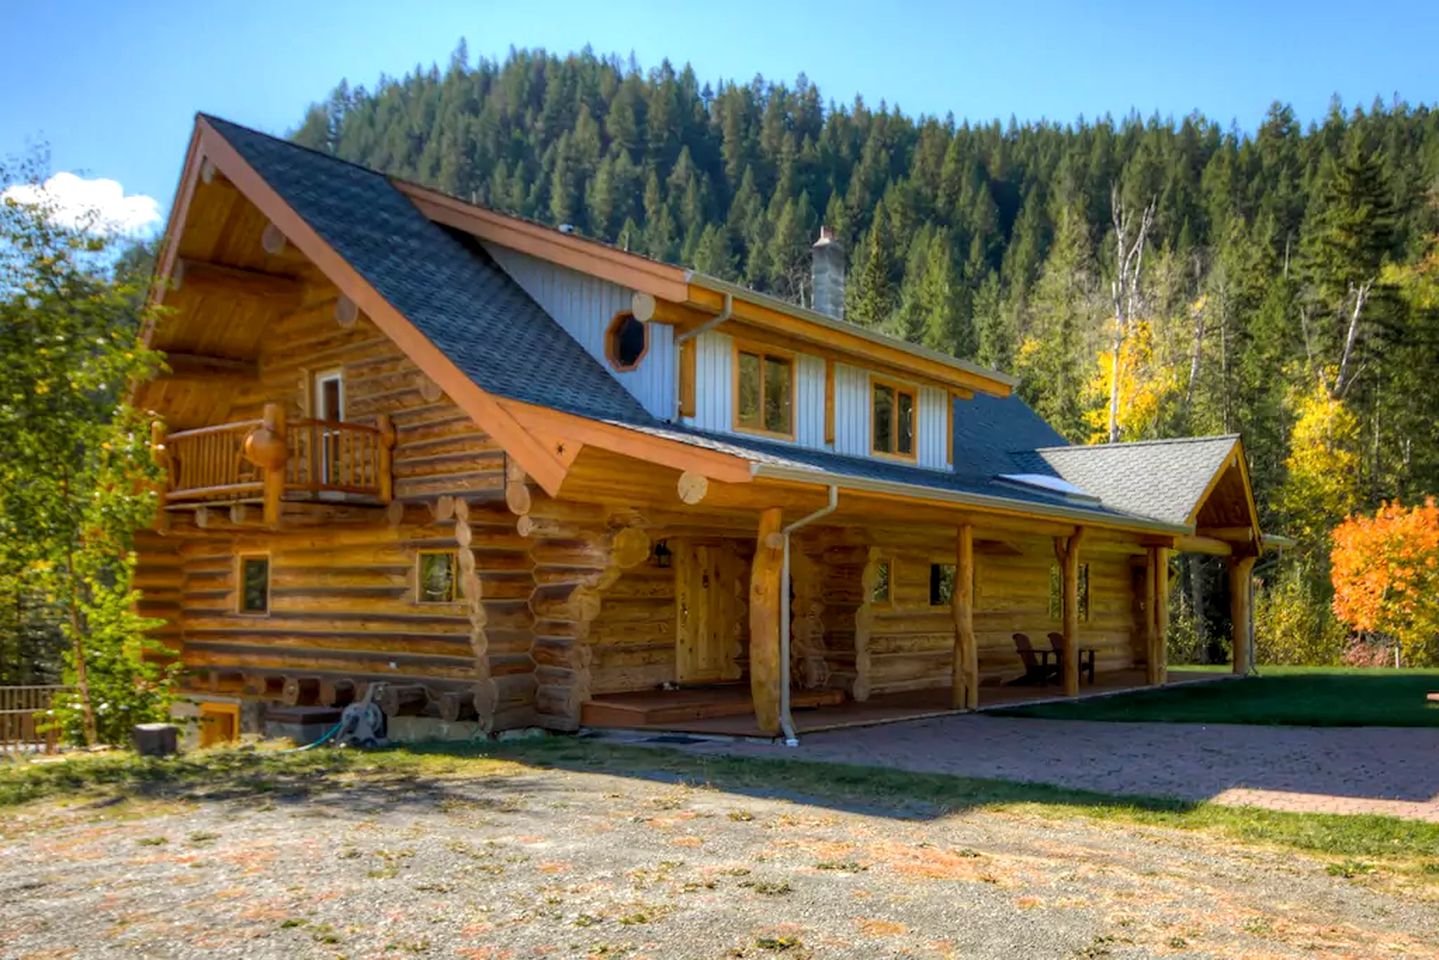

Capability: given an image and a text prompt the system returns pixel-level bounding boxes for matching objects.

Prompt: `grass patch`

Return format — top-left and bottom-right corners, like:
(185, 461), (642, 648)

(994, 665), (1439, 727)
(2, 736), (1435, 871)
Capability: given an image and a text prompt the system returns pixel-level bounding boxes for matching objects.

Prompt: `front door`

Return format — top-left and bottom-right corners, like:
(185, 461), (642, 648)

(312, 370), (344, 486)
(673, 539), (746, 684)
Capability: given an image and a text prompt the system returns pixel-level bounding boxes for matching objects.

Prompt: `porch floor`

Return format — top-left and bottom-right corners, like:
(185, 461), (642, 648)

(580, 669), (1230, 739)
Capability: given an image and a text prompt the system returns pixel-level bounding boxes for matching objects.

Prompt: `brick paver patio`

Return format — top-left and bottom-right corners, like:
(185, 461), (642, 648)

(670, 715), (1439, 821)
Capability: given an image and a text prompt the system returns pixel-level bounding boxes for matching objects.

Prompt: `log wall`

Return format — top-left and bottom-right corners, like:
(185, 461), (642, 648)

(847, 533), (1144, 700)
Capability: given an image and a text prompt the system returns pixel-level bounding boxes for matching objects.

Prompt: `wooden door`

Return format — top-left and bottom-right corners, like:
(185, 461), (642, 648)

(674, 539), (745, 684)
(312, 370), (344, 485)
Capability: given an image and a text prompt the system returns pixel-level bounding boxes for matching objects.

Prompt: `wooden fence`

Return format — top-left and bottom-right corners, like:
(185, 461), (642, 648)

(0, 685), (69, 756)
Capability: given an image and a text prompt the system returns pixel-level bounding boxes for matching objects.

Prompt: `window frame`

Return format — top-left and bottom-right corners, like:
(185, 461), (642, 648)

(1047, 562), (1090, 623)
(870, 375), (919, 461)
(731, 340), (797, 440)
(236, 553), (271, 616)
(604, 310), (649, 372)
(415, 549), (459, 605)
(869, 556), (892, 607)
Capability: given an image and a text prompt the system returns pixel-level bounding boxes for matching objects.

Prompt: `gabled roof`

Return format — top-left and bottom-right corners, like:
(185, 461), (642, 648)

(1012, 436), (1242, 527)
(204, 116), (651, 425)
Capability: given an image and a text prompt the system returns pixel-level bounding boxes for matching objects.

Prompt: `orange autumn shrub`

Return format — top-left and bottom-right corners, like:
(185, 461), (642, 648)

(1329, 498), (1439, 667)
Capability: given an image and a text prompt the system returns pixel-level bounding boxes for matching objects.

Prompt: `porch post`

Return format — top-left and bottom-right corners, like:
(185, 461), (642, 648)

(260, 403), (287, 529)
(1228, 555), (1256, 675)
(1143, 547), (1160, 685)
(1053, 527), (1085, 696)
(1154, 547), (1170, 684)
(951, 524), (978, 709)
(749, 507), (784, 736)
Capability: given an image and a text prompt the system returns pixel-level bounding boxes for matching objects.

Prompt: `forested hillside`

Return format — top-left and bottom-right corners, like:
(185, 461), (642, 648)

(290, 44), (1439, 662)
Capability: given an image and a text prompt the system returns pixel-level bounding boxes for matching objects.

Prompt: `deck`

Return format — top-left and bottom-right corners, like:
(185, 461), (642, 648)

(580, 670), (1231, 739)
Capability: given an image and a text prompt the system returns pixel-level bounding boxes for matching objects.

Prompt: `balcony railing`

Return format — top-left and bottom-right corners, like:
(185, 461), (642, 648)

(155, 403), (394, 524)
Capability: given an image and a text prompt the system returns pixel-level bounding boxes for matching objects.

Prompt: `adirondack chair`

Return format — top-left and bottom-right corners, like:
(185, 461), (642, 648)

(1048, 631), (1097, 685)
(1008, 633), (1059, 686)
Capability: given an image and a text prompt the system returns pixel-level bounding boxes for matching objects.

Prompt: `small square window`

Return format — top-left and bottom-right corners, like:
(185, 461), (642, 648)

(734, 345), (794, 437)
(870, 559), (891, 604)
(239, 556), (269, 614)
(930, 563), (956, 606)
(417, 551), (457, 603)
(872, 379), (917, 458)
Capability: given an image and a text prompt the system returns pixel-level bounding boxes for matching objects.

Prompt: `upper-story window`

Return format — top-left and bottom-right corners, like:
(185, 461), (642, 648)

(872, 378), (916, 459)
(605, 311), (648, 371)
(734, 344), (793, 438)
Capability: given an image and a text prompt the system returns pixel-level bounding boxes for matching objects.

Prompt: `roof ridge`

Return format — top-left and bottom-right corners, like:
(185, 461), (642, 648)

(198, 112), (396, 184)
(1031, 434), (1239, 453)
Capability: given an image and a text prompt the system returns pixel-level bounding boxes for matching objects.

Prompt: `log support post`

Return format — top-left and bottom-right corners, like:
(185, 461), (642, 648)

(951, 523), (978, 709)
(1053, 527), (1085, 696)
(259, 403), (287, 529)
(1143, 547), (1159, 685)
(376, 413), (395, 504)
(749, 507), (784, 737)
(1229, 554), (1256, 676)
(1152, 547), (1170, 684)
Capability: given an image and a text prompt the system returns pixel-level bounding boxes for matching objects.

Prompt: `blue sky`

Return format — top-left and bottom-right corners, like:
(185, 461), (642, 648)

(4, 0), (1436, 230)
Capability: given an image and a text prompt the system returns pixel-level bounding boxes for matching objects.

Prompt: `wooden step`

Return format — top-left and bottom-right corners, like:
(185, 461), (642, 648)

(581, 687), (845, 728)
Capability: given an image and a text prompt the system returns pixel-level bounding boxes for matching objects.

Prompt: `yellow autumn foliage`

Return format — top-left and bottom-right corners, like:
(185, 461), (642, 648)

(1082, 319), (1180, 442)
(1278, 380), (1362, 552)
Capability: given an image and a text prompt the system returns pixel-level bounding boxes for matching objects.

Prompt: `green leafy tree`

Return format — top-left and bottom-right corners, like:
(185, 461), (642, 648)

(0, 158), (174, 745)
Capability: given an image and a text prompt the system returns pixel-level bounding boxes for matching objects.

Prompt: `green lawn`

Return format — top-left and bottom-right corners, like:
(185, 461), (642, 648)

(2, 738), (1437, 871)
(993, 665), (1439, 727)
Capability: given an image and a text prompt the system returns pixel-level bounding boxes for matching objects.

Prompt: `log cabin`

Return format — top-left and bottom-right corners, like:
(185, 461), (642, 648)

(137, 115), (1275, 743)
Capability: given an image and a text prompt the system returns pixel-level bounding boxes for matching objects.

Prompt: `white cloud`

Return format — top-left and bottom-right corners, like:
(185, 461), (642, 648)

(1, 171), (161, 234)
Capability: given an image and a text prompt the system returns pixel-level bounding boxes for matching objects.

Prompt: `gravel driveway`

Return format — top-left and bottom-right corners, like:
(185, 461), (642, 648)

(1, 756), (1434, 959)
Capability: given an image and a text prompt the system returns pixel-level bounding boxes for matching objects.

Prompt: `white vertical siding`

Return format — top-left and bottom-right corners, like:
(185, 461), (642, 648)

(794, 354), (827, 449)
(482, 243), (956, 472)
(833, 363), (870, 458)
(917, 384), (949, 470)
(483, 243), (676, 420)
(687, 331), (734, 433)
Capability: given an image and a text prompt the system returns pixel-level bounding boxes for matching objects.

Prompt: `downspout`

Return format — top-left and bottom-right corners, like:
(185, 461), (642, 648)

(778, 485), (839, 746)
(675, 292), (732, 346)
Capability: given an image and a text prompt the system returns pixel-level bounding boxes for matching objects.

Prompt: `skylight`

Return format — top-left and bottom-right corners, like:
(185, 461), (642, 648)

(997, 473), (1101, 504)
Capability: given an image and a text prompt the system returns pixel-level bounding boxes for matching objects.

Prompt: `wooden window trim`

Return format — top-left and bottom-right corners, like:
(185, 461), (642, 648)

(313, 368), (345, 420)
(731, 340), (797, 441)
(870, 375), (919, 461)
(869, 556), (893, 607)
(604, 311), (649, 372)
(235, 553), (271, 617)
(415, 549), (459, 605)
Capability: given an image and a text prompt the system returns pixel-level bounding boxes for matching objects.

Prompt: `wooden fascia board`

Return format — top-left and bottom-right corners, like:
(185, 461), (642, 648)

(1183, 437), (1262, 547)
(686, 284), (1012, 398)
(194, 118), (570, 497)
(497, 398), (755, 485)
(396, 181), (692, 303)
(144, 123), (206, 342)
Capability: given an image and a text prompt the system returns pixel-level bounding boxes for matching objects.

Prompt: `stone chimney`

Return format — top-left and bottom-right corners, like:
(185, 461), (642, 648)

(811, 225), (845, 319)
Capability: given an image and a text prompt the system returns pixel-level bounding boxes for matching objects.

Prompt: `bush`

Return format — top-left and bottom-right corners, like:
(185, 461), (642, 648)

(1254, 565), (1346, 666)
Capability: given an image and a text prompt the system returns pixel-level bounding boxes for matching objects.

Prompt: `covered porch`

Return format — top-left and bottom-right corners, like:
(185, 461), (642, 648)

(566, 440), (1267, 741)
(581, 670), (1234, 738)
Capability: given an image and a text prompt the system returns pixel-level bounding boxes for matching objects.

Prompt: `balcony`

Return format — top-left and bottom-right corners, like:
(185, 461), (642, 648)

(154, 403), (395, 524)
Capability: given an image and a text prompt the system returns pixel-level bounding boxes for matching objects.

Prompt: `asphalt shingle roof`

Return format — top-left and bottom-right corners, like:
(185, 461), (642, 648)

(205, 116), (1243, 533)
(207, 115), (652, 425)
(1013, 436), (1240, 526)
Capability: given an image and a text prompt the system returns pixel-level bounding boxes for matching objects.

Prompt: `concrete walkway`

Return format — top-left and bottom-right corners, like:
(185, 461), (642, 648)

(667, 714), (1439, 821)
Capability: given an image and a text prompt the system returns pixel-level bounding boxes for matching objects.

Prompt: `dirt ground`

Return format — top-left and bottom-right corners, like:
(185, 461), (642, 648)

(1, 756), (1435, 960)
